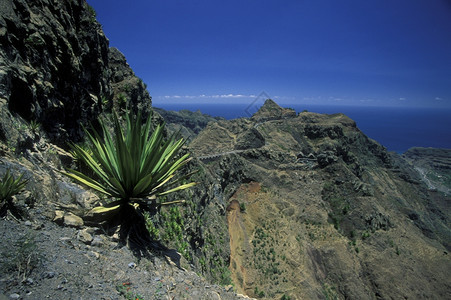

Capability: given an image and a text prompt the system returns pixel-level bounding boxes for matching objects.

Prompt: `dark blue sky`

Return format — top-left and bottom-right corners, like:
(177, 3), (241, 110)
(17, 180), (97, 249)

(88, 0), (451, 107)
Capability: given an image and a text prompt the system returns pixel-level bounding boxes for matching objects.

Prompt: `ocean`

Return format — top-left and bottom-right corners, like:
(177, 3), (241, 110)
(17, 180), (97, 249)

(153, 102), (451, 153)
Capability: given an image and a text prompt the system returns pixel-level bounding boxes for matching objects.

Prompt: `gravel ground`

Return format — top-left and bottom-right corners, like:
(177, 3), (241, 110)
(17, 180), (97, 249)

(0, 215), (251, 300)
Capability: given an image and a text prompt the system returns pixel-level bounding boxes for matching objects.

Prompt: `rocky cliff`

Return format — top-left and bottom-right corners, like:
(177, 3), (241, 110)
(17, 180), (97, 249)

(0, 0), (152, 147)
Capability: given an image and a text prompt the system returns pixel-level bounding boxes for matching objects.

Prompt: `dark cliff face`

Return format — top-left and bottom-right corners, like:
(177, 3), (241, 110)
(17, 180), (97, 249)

(0, 0), (152, 145)
(0, 0), (110, 142)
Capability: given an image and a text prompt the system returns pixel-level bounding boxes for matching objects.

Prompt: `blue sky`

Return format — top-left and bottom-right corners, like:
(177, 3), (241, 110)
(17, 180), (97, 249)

(88, 0), (451, 107)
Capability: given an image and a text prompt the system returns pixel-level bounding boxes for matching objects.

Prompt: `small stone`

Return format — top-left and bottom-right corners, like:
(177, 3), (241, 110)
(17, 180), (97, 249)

(33, 223), (44, 230)
(128, 262), (136, 269)
(25, 278), (34, 285)
(53, 210), (64, 224)
(91, 236), (103, 247)
(63, 212), (84, 228)
(225, 284), (233, 292)
(43, 271), (56, 279)
(77, 229), (93, 245)
(24, 220), (32, 226)
(9, 293), (20, 299)
(88, 251), (100, 259)
(111, 232), (120, 242)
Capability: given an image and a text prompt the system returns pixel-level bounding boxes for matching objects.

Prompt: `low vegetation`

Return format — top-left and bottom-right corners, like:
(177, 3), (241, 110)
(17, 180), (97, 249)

(63, 110), (196, 246)
(0, 169), (28, 219)
(1, 231), (42, 282)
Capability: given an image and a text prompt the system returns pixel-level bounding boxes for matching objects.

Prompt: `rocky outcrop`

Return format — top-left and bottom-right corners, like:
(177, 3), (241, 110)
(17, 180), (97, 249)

(0, 0), (154, 147)
(107, 47), (152, 115)
(0, 0), (110, 143)
(250, 99), (296, 122)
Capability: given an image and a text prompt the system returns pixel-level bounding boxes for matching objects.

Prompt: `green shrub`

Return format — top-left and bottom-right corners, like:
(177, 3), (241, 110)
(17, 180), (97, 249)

(28, 120), (41, 133)
(0, 169), (28, 218)
(63, 110), (196, 240)
(143, 210), (160, 240)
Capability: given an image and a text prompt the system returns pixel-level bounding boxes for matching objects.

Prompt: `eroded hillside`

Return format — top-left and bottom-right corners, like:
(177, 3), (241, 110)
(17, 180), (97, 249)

(189, 99), (451, 299)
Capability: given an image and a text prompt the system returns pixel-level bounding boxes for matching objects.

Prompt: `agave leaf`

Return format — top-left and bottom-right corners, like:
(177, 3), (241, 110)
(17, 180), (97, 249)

(64, 109), (195, 209)
(154, 169), (198, 194)
(90, 204), (121, 214)
(62, 169), (112, 196)
(132, 173), (154, 197)
(158, 182), (197, 196)
(85, 200), (123, 222)
(0, 170), (28, 200)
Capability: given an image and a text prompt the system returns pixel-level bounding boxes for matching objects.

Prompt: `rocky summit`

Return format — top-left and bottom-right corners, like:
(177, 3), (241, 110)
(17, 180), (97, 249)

(0, 1), (450, 300)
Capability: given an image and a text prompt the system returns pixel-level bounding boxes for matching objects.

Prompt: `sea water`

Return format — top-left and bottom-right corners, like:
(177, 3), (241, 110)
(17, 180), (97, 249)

(153, 102), (451, 153)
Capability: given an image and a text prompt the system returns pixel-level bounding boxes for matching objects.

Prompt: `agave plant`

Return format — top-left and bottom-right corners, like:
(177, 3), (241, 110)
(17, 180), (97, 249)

(63, 110), (196, 219)
(0, 169), (28, 218)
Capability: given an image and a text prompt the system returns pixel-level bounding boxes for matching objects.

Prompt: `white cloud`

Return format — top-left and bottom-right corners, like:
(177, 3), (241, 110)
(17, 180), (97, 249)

(435, 97), (443, 101)
(220, 94), (249, 98)
(159, 94), (257, 100)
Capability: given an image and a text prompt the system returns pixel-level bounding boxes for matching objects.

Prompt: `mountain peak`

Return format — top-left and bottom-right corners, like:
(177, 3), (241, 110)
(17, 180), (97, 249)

(251, 99), (296, 121)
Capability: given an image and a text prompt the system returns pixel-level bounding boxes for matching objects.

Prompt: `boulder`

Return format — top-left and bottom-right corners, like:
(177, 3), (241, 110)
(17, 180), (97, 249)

(63, 212), (84, 228)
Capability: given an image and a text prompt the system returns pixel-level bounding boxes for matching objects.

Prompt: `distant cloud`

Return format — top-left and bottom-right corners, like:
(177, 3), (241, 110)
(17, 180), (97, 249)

(435, 97), (443, 101)
(399, 97), (406, 101)
(158, 94), (259, 100)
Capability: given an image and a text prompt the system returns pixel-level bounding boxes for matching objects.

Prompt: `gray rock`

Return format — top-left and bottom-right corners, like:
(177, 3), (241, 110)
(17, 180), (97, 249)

(42, 271), (56, 279)
(63, 212), (84, 228)
(77, 229), (93, 245)
(91, 236), (104, 247)
(53, 210), (64, 225)
(128, 262), (136, 269)
(88, 251), (100, 259)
